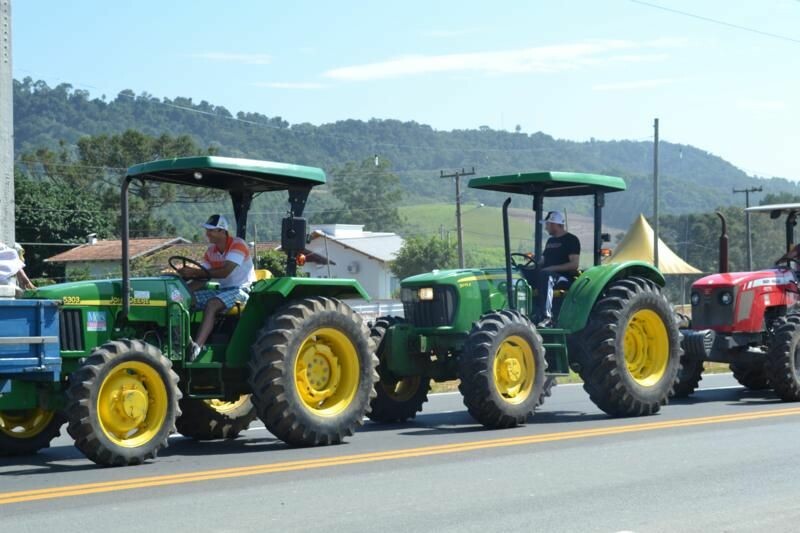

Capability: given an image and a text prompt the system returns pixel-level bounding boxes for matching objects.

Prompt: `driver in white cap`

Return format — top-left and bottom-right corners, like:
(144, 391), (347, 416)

(177, 214), (256, 360)
(534, 210), (580, 327)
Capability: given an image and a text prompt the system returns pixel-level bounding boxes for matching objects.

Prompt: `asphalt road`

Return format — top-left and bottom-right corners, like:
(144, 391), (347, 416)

(3, 373), (800, 533)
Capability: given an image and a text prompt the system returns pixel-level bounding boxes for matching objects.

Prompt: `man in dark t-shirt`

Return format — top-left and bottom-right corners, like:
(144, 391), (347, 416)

(534, 210), (580, 326)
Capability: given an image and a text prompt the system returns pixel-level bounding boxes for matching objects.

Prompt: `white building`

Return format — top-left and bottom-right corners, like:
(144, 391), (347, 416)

(307, 224), (403, 299)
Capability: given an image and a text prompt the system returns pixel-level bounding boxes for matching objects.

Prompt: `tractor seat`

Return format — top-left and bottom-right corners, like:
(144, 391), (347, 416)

(223, 269), (272, 316)
(553, 271), (581, 298)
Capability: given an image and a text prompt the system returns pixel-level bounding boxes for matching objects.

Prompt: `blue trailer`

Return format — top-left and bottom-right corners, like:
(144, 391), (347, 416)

(0, 299), (65, 455)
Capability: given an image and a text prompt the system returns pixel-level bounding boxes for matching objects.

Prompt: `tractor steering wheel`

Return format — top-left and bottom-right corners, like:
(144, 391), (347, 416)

(510, 252), (537, 269)
(168, 255), (212, 281)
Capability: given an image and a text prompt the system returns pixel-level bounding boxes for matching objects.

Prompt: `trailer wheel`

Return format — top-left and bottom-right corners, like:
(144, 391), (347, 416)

(66, 339), (181, 466)
(730, 361), (770, 390)
(572, 276), (682, 416)
(672, 357), (704, 398)
(248, 297), (378, 446)
(176, 395), (257, 440)
(765, 315), (800, 401)
(367, 316), (431, 423)
(458, 310), (545, 428)
(0, 408), (65, 456)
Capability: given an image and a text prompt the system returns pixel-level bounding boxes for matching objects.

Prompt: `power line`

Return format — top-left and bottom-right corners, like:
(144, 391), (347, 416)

(630, 0), (800, 45)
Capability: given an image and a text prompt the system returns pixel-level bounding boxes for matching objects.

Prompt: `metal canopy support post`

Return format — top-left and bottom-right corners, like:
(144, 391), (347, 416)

(283, 187), (310, 277)
(229, 191), (254, 240)
(533, 192), (544, 262)
(121, 177), (132, 319)
(502, 198), (514, 310)
(594, 192), (605, 266)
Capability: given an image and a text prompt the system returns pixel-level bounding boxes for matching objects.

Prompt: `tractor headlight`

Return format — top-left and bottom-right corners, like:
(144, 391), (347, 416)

(719, 290), (733, 306)
(690, 291), (700, 306)
(418, 287), (434, 301)
(400, 288), (416, 303)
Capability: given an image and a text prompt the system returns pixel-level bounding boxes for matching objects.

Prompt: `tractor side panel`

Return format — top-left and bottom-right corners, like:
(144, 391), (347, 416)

(557, 261), (665, 332)
(223, 277), (372, 368)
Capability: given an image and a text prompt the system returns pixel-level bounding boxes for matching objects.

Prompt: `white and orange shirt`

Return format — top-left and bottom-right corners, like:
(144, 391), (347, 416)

(202, 235), (256, 289)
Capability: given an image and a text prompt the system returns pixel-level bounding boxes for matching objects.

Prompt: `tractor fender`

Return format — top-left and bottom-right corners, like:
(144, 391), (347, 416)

(557, 261), (665, 332)
(225, 277), (371, 367)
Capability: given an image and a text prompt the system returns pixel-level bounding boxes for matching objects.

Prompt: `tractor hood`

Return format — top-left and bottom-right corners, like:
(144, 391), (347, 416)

(692, 269), (796, 290)
(401, 268), (518, 286)
(29, 277), (191, 309)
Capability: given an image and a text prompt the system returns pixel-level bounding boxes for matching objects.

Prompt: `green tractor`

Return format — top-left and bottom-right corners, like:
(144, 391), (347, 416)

(1, 156), (378, 466)
(369, 171), (682, 427)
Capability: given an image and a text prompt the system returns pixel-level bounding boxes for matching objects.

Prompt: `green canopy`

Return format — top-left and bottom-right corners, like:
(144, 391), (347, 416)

(469, 171), (626, 197)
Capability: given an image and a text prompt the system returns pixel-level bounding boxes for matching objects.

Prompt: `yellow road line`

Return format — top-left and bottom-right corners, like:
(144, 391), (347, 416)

(3, 407), (799, 505)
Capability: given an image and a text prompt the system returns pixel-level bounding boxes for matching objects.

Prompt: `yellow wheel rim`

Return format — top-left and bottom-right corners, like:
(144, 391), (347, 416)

(492, 335), (535, 404)
(294, 328), (360, 416)
(381, 376), (422, 402)
(623, 309), (669, 386)
(97, 361), (169, 447)
(0, 408), (56, 439)
(205, 395), (251, 415)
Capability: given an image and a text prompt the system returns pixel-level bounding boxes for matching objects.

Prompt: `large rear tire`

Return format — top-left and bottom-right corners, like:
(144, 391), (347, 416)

(572, 276), (682, 417)
(730, 361), (770, 390)
(66, 339), (181, 466)
(176, 395), (257, 440)
(458, 310), (545, 428)
(248, 297), (378, 446)
(368, 317), (431, 423)
(0, 409), (65, 456)
(765, 315), (800, 401)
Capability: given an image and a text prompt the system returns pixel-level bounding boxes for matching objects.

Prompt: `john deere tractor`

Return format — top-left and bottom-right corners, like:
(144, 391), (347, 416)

(0, 156), (378, 466)
(369, 171), (682, 427)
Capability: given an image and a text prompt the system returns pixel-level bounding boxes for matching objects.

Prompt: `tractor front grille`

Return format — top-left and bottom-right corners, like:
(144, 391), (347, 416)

(59, 309), (85, 351)
(691, 287), (736, 328)
(402, 286), (457, 328)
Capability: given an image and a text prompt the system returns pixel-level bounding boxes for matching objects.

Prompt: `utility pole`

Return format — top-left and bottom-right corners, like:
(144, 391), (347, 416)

(441, 167), (475, 268)
(733, 186), (762, 270)
(652, 118), (659, 269)
(0, 0), (13, 246)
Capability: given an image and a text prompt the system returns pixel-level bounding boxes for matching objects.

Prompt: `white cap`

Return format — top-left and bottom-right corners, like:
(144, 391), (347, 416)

(542, 211), (566, 225)
(201, 214), (230, 231)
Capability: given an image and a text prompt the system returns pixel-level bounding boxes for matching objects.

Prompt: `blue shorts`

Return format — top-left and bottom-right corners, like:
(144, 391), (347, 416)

(194, 286), (250, 311)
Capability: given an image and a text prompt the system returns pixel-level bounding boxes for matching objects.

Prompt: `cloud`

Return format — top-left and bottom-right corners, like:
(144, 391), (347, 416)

(252, 82), (326, 90)
(323, 39), (674, 81)
(736, 98), (786, 111)
(193, 52), (272, 65)
(592, 78), (679, 91)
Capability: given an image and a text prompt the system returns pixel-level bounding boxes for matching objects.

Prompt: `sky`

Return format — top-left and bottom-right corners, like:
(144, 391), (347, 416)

(10, 0), (800, 180)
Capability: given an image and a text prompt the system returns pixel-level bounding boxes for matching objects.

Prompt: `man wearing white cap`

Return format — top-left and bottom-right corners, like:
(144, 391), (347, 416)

(176, 214), (256, 360)
(535, 210), (580, 327)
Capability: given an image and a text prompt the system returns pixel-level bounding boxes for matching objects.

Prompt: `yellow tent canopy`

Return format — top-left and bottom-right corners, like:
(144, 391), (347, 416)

(605, 214), (702, 274)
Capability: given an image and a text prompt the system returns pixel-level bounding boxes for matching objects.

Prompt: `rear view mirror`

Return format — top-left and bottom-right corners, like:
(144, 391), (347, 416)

(601, 233), (611, 243)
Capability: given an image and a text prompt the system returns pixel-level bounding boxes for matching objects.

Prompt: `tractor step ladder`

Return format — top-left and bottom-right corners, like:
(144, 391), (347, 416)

(539, 327), (570, 375)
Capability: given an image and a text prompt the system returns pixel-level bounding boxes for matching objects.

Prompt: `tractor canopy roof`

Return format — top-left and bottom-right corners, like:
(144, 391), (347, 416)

(745, 203), (800, 218)
(126, 156), (326, 192)
(468, 171), (626, 197)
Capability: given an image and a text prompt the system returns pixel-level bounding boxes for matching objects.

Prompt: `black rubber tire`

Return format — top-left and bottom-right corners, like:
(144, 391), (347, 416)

(458, 310), (546, 428)
(368, 316), (431, 423)
(571, 276), (682, 417)
(0, 409), (65, 456)
(65, 339), (181, 466)
(672, 356), (704, 398)
(176, 395), (257, 439)
(765, 315), (800, 401)
(248, 297), (378, 446)
(730, 361), (770, 390)
(536, 376), (557, 407)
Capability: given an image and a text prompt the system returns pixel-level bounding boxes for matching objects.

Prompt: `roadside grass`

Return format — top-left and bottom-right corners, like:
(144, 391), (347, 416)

(428, 362), (731, 394)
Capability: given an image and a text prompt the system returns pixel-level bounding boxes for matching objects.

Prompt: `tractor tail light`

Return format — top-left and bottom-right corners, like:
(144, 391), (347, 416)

(296, 253), (306, 266)
(600, 248), (612, 257)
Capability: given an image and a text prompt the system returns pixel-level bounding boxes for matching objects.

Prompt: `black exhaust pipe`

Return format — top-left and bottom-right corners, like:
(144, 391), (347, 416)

(716, 211), (728, 273)
(502, 197), (514, 309)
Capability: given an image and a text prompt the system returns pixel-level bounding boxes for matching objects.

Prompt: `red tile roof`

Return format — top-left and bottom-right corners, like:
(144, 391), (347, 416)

(45, 238), (190, 263)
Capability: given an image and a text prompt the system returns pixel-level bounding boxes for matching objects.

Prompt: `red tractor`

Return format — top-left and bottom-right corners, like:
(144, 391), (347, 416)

(679, 203), (800, 400)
